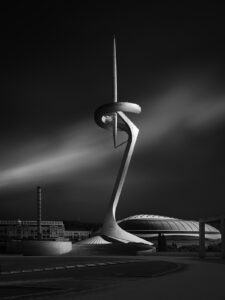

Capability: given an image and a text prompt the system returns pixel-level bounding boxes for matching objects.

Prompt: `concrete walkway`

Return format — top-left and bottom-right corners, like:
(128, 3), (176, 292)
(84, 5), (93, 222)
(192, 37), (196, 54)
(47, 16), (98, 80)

(66, 256), (225, 300)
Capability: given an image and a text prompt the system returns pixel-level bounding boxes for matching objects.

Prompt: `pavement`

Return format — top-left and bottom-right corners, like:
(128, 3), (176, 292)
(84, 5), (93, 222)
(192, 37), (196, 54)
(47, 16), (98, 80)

(0, 255), (224, 299)
(71, 256), (225, 300)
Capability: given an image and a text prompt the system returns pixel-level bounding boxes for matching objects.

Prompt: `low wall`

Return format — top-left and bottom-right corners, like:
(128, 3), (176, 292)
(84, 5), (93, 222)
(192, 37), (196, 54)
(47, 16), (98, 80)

(22, 240), (72, 256)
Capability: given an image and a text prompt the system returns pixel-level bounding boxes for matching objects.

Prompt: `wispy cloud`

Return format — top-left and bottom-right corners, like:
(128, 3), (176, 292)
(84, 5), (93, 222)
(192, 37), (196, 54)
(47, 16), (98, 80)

(0, 75), (225, 190)
(0, 122), (112, 189)
(140, 81), (225, 148)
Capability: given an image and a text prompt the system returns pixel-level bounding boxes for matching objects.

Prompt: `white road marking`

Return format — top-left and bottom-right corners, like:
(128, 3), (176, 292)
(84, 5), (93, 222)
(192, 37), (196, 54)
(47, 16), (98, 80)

(0, 260), (134, 275)
(44, 267), (54, 271)
(76, 264), (85, 268)
(10, 271), (20, 274)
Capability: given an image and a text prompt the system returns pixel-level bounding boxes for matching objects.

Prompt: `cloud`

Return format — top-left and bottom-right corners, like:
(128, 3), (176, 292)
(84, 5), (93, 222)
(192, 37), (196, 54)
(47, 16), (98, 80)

(0, 73), (225, 191)
(139, 78), (225, 150)
(0, 121), (113, 189)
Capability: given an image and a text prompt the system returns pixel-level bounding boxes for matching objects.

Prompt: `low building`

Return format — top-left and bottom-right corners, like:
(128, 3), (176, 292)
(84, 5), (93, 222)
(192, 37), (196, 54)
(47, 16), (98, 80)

(64, 230), (90, 242)
(63, 220), (95, 242)
(0, 220), (65, 241)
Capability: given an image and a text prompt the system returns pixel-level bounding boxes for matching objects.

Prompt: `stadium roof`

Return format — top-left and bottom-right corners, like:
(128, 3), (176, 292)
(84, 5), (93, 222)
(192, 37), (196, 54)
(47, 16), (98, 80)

(118, 215), (220, 234)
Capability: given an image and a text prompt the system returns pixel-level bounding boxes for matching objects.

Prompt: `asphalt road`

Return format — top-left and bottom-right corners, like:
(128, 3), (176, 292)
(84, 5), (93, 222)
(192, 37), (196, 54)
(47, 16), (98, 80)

(2, 256), (224, 300)
(0, 257), (179, 299)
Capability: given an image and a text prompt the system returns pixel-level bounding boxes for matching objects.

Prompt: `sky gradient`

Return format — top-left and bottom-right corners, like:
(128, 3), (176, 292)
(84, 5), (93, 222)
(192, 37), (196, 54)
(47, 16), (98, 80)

(0, 3), (225, 222)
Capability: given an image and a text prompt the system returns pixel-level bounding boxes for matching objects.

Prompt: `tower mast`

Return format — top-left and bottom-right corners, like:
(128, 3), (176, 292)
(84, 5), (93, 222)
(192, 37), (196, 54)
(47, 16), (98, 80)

(113, 36), (118, 148)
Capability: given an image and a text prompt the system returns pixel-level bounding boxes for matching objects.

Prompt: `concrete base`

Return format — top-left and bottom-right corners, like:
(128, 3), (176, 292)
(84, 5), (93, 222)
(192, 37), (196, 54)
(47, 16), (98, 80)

(22, 240), (72, 256)
(64, 241), (154, 256)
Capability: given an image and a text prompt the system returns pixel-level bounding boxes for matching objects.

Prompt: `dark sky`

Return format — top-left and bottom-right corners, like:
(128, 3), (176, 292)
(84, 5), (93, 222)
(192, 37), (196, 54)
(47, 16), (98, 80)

(0, 2), (225, 222)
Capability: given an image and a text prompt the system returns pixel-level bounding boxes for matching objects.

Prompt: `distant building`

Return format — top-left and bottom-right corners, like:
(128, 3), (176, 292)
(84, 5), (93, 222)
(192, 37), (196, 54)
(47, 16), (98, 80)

(0, 220), (65, 241)
(63, 220), (97, 242)
(64, 230), (90, 241)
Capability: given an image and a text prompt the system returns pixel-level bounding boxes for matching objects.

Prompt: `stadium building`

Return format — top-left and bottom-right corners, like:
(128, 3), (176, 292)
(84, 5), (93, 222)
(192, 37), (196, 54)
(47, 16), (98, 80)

(118, 215), (221, 250)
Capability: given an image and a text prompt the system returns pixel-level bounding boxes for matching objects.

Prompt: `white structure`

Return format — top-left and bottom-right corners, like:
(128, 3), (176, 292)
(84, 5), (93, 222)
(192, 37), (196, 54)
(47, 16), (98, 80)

(78, 38), (153, 250)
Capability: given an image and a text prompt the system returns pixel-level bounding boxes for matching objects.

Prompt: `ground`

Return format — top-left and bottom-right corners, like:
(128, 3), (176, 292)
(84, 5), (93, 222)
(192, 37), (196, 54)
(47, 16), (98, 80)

(0, 255), (224, 299)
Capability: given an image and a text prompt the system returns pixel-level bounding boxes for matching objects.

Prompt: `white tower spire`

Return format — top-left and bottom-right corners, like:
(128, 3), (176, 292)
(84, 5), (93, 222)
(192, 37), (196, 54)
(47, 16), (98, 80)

(113, 36), (118, 147)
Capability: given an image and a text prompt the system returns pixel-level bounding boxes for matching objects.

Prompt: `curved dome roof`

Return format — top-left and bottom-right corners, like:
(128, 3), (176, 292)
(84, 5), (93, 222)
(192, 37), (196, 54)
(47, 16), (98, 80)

(118, 215), (220, 234)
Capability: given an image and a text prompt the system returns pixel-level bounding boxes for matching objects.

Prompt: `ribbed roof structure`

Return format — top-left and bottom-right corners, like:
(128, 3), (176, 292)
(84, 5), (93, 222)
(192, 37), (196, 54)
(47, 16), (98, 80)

(118, 215), (220, 234)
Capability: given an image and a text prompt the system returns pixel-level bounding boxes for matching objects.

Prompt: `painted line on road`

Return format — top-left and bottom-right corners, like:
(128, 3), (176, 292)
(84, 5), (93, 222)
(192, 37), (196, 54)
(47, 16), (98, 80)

(76, 264), (85, 268)
(9, 271), (21, 274)
(1, 272), (10, 275)
(54, 266), (65, 270)
(0, 260), (137, 276)
(65, 265), (75, 269)
(21, 269), (33, 273)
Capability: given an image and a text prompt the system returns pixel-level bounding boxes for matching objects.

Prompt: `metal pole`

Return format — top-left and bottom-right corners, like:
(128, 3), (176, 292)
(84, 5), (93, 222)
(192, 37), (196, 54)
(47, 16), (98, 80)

(37, 186), (42, 240)
(199, 220), (205, 259)
(221, 216), (225, 259)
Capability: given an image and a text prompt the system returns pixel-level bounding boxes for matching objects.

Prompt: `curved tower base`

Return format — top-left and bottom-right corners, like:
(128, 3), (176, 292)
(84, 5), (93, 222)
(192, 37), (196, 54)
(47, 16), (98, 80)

(66, 234), (154, 256)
